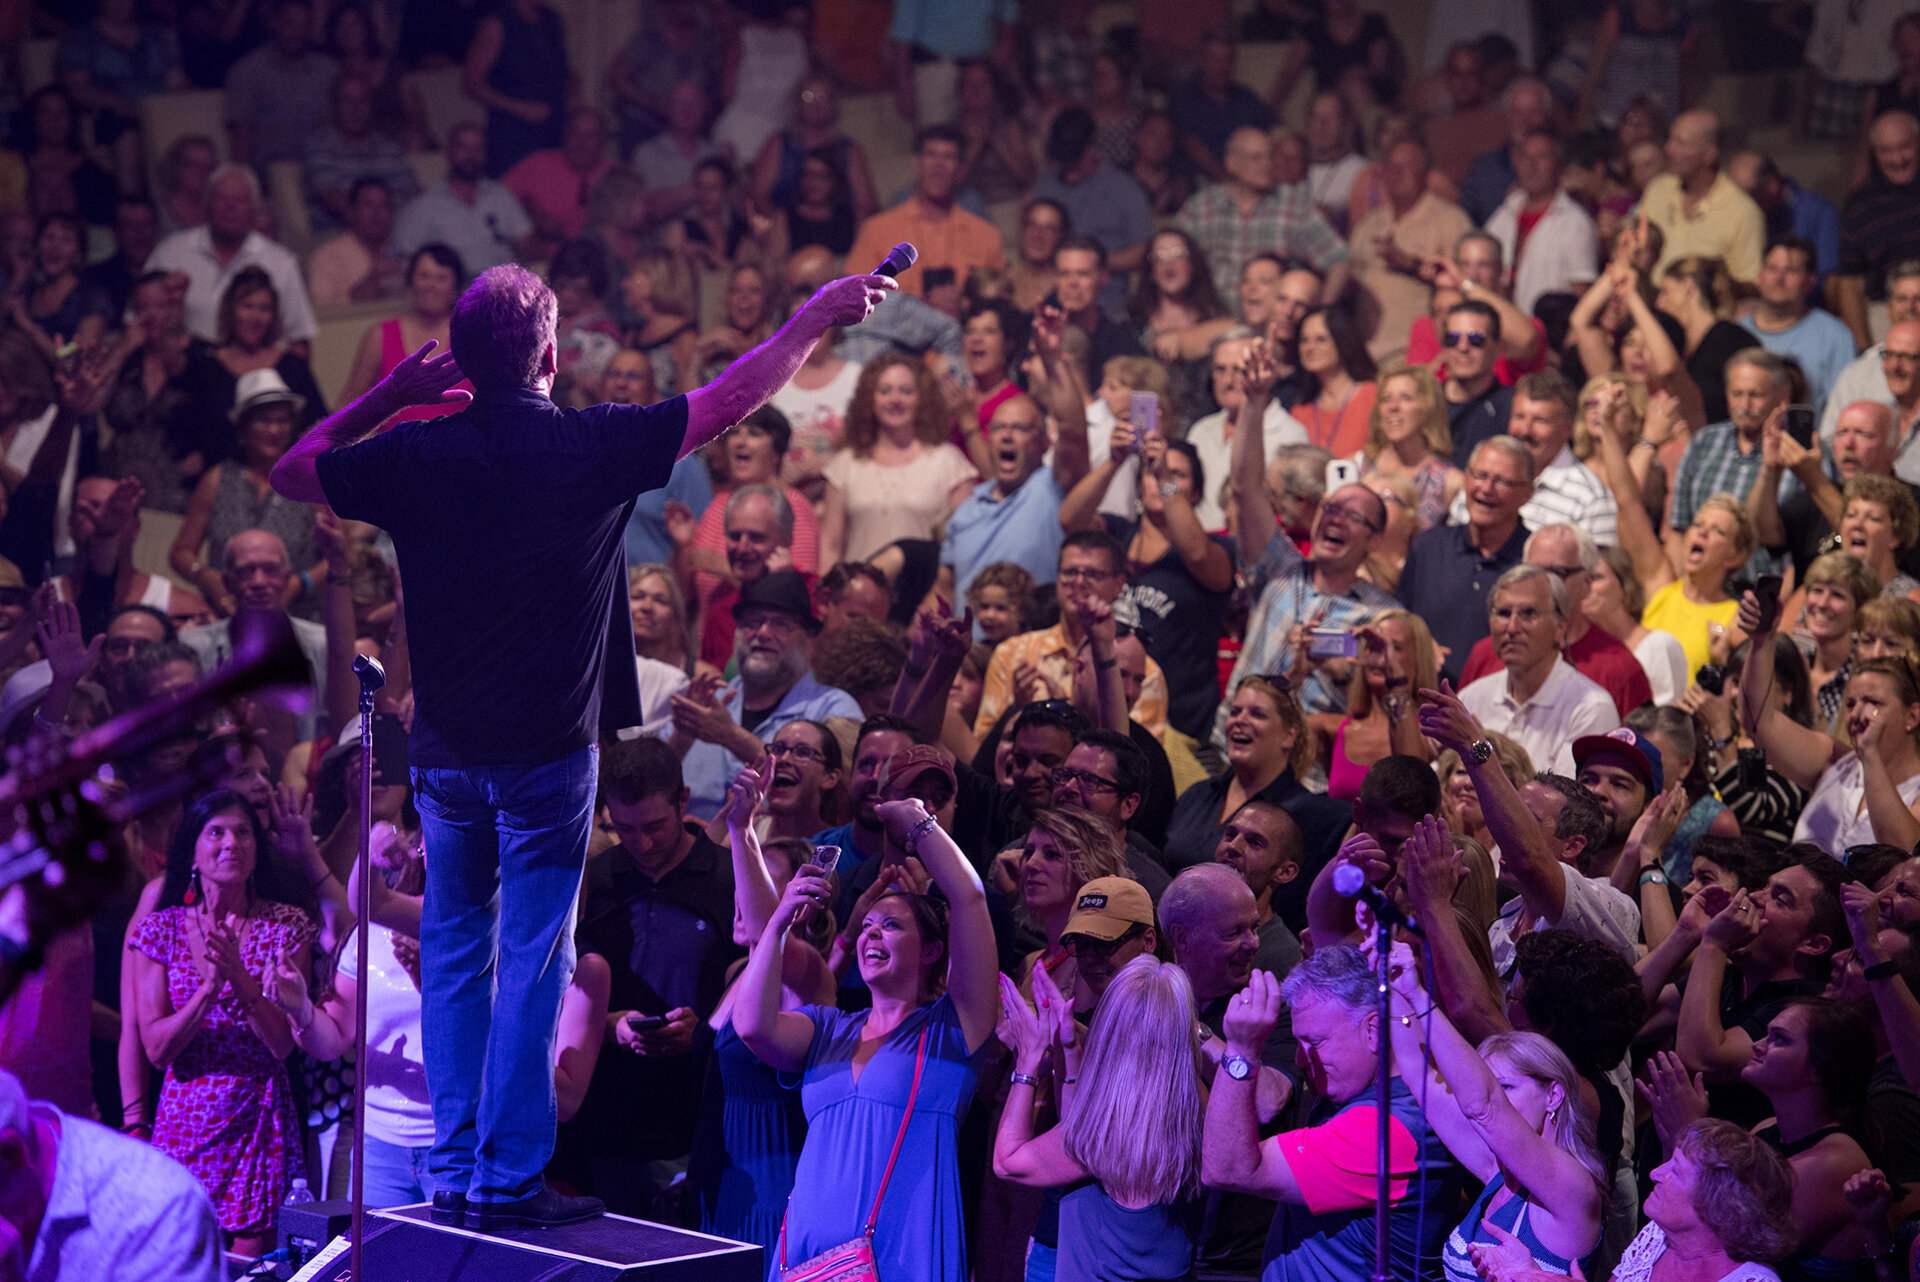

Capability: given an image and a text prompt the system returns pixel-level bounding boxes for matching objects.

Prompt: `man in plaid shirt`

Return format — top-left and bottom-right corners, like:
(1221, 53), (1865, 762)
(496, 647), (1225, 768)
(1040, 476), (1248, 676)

(1668, 348), (1794, 576)
(1178, 128), (1351, 307)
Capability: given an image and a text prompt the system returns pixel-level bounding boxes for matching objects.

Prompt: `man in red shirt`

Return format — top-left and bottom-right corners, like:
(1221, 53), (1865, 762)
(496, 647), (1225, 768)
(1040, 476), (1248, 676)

(1456, 522), (1652, 718)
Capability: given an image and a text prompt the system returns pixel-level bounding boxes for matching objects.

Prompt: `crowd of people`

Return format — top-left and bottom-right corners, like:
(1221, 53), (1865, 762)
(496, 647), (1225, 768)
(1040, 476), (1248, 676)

(16, 0), (1920, 1280)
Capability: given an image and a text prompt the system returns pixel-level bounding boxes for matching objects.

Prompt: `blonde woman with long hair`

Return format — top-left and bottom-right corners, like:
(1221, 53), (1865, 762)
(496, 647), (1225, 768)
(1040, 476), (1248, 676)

(994, 955), (1203, 1281)
(1359, 363), (1460, 531)
(1369, 914), (1606, 1282)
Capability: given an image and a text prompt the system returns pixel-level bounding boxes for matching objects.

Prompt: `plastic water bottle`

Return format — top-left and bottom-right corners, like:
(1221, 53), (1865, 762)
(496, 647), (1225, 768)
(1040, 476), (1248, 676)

(285, 1176), (316, 1207)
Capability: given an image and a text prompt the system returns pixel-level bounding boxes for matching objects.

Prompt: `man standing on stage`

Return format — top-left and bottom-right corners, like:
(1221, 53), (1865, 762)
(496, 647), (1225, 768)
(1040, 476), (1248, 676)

(270, 262), (892, 1229)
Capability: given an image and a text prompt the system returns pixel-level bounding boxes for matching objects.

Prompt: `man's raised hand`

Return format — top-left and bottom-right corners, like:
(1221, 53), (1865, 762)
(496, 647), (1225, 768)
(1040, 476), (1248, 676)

(806, 275), (895, 329)
(386, 340), (471, 413)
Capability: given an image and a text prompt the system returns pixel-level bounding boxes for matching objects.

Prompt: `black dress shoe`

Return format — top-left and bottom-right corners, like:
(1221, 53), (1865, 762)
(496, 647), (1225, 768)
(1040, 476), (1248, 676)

(430, 1191), (467, 1226)
(472, 1188), (605, 1230)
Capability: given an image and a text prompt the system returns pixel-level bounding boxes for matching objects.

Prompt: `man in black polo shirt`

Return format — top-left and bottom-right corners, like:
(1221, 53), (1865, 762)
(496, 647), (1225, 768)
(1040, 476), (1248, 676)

(559, 737), (736, 1216)
(1835, 111), (1920, 350)
(271, 261), (891, 1227)
(1399, 434), (1534, 683)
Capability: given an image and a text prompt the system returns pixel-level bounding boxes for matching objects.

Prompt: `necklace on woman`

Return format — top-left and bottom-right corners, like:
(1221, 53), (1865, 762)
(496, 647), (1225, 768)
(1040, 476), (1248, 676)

(1305, 386), (1357, 449)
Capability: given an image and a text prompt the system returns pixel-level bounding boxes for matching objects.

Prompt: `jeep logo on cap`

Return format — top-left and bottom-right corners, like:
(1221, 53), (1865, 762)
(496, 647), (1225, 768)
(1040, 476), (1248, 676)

(1077, 893), (1108, 910)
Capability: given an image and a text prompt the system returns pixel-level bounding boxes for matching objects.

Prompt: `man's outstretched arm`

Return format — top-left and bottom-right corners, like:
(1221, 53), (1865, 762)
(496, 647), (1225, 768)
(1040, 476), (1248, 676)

(682, 274), (894, 460)
(270, 340), (471, 503)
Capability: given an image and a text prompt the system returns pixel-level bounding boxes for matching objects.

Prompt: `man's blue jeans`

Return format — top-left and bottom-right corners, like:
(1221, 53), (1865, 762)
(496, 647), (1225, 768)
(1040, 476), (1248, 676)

(412, 744), (597, 1205)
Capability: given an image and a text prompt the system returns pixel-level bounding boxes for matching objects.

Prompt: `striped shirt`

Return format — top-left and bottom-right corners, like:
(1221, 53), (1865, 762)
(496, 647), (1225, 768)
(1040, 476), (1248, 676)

(1446, 444), (1618, 546)
(1177, 181), (1350, 306)
(1212, 528), (1397, 748)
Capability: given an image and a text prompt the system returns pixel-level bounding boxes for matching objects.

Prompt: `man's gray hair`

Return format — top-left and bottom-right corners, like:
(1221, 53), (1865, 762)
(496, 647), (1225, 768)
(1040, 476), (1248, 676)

(222, 529), (290, 572)
(1489, 561), (1570, 623)
(1279, 943), (1376, 1011)
(1158, 864), (1246, 938)
(208, 161), (262, 207)
(1889, 259), (1920, 287)
(1471, 433), (1537, 485)
(1456, 229), (1504, 270)
(1525, 522), (1599, 573)
(1724, 346), (1789, 393)
(726, 483), (796, 544)
(1272, 443), (1334, 499)
(1207, 325), (1258, 362)
(450, 264), (557, 393)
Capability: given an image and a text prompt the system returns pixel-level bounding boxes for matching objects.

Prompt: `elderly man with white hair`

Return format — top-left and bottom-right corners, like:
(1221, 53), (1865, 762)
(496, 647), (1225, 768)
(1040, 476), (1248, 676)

(144, 163), (318, 348)
(0, 1065), (222, 1278)
(1458, 562), (1620, 776)
(178, 529), (328, 740)
(1203, 944), (1461, 1280)
(1454, 523), (1652, 717)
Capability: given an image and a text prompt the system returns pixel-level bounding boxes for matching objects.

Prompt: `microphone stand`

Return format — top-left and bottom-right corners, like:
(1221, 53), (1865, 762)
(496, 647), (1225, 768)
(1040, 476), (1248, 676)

(1372, 908), (1392, 1282)
(349, 655), (385, 1282)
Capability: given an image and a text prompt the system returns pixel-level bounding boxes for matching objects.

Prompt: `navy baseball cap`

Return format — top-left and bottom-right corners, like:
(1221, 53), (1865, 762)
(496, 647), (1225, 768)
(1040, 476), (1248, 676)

(1571, 725), (1664, 795)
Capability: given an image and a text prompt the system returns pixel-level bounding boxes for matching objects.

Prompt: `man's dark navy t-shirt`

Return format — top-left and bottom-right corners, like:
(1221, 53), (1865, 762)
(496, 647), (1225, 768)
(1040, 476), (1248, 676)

(316, 388), (689, 767)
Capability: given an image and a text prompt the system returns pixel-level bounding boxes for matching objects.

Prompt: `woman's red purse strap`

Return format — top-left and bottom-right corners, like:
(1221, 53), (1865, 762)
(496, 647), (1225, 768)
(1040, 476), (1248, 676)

(863, 1024), (932, 1236)
(778, 1021), (934, 1270)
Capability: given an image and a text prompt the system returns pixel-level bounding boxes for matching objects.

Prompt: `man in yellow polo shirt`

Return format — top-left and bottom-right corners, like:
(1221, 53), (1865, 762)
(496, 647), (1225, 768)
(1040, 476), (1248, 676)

(1640, 110), (1767, 283)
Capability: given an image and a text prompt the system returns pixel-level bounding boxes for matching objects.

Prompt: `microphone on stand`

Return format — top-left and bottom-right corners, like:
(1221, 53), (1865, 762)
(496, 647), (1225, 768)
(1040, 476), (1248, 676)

(872, 242), (918, 279)
(1332, 863), (1424, 937)
(352, 654), (387, 693)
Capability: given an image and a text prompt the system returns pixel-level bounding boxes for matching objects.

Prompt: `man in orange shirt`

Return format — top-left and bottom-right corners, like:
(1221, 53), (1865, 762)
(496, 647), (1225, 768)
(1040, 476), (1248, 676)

(846, 125), (1006, 297)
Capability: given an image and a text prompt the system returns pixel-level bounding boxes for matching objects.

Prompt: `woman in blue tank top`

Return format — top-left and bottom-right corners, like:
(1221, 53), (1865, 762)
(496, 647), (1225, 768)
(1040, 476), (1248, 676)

(1373, 928), (1606, 1282)
(994, 955), (1202, 1282)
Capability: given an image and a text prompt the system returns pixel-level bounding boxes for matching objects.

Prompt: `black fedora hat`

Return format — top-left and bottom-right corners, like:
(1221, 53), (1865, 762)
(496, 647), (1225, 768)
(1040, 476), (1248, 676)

(732, 569), (822, 634)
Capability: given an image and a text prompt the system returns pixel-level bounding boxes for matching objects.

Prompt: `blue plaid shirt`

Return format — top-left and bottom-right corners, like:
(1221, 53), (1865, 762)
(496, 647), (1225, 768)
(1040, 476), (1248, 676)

(1212, 529), (1398, 748)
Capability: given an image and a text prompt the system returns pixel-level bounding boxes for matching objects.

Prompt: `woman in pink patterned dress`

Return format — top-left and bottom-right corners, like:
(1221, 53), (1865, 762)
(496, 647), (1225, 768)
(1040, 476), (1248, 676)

(131, 789), (317, 1257)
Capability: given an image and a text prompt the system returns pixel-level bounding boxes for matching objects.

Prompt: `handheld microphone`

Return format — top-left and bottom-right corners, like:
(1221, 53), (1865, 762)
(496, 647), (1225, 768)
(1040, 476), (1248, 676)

(872, 242), (918, 279)
(1332, 862), (1424, 937)
(352, 654), (387, 693)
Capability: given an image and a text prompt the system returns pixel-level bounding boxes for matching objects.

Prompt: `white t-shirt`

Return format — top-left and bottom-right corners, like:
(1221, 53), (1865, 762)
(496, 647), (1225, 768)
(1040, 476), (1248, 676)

(1184, 402), (1309, 531)
(336, 923), (433, 1148)
(1793, 751), (1920, 850)
(1633, 629), (1690, 708)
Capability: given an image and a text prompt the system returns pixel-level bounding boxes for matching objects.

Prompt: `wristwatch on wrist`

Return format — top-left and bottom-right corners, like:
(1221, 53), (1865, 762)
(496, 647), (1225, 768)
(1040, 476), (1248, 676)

(1469, 738), (1494, 765)
(1222, 1053), (1255, 1082)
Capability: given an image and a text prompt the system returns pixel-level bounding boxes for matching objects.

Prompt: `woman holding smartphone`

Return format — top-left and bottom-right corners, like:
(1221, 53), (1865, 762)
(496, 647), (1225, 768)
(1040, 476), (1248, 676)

(734, 795), (998, 1279)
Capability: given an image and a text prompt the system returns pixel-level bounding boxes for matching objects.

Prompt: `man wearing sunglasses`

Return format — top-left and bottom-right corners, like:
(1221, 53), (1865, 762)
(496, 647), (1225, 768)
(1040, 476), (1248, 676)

(1438, 299), (1516, 464)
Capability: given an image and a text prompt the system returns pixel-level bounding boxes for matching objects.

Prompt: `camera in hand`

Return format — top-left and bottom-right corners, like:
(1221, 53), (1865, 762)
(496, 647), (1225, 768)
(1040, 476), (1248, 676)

(1695, 664), (1728, 697)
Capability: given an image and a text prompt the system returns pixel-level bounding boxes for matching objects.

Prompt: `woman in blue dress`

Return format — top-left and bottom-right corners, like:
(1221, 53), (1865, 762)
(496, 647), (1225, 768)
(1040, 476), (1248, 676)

(1372, 909), (1606, 1282)
(736, 794), (999, 1280)
(687, 766), (836, 1270)
(993, 954), (1203, 1282)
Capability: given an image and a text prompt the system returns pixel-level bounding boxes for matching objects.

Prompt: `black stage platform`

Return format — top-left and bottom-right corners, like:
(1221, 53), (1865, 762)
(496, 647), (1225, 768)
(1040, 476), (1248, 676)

(288, 1205), (762, 1280)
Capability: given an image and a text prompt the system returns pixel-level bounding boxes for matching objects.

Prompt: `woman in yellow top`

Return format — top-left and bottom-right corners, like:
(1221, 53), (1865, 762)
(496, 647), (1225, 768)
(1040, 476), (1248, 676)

(1590, 388), (1751, 678)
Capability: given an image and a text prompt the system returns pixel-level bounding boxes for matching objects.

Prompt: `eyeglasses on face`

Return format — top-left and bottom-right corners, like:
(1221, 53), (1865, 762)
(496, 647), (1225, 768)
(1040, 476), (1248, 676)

(1056, 566), (1116, 583)
(1538, 564), (1588, 580)
(1319, 500), (1384, 532)
(1051, 766), (1121, 794)
(766, 740), (824, 762)
(1466, 467), (1526, 492)
(1444, 330), (1490, 349)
